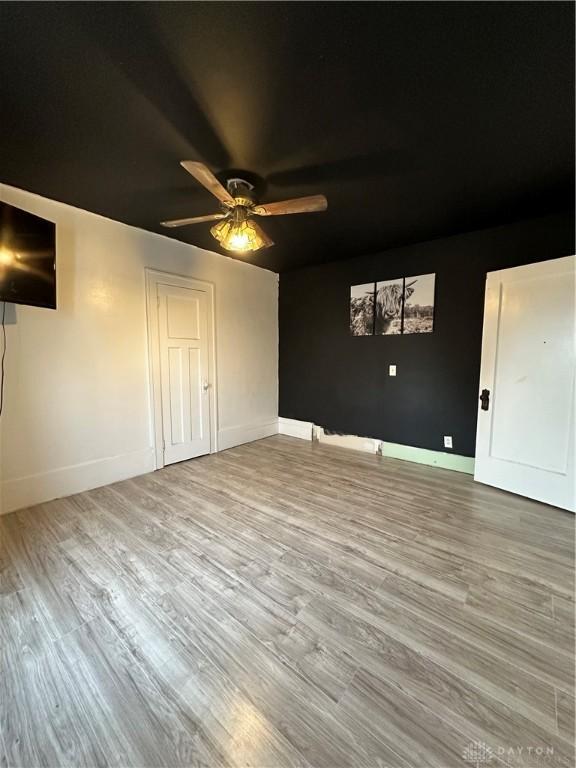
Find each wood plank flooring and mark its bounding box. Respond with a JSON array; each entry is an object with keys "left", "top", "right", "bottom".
[{"left": 1, "top": 435, "right": 574, "bottom": 768}]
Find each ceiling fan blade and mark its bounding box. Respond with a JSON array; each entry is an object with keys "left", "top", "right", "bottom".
[
  {"left": 252, "top": 220, "right": 274, "bottom": 248},
  {"left": 160, "top": 213, "right": 226, "bottom": 228},
  {"left": 253, "top": 194, "right": 327, "bottom": 216},
  {"left": 180, "top": 161, "right": 235, "bottom": 206}
]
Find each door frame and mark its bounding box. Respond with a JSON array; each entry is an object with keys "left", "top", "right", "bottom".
[{"left": 145, "top": 268, "right": 218, "bottom": 470}]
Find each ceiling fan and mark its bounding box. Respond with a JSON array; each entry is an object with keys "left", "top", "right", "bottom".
[{"left": 160, "top": 161, "right": 327, "bottom": 254}]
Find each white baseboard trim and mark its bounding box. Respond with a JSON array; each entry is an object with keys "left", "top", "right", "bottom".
[
  {"left": 1, "top": 447, "right": 156, "bottom": 515},
  {"left": 278, "top": 417, "right": 313, "bottom": 440},
  {"left": 218, "top": 420, "right": 279, "bottom": 451},
  {"left": 281, "top": 418, "right": 474, "bottom": 474}
]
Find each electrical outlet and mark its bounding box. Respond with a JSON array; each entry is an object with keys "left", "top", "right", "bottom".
[
  {"left": 389, "top": 364, "right": 397, "bottom": 376},
  {"left": 444, "top": 436, "right": 453, "bottom": 449}
]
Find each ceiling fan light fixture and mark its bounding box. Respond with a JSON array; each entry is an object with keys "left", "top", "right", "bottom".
[
  {"left": 160, "top": 162, "right": 326, "bottom": 253},
  {"left": 210, "top": 214, "right": 267, "bottom": 253}
]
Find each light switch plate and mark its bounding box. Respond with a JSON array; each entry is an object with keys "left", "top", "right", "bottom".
[
  {"left": 389, "top": 365, "right": 397, "bottom": 376},
  {"left": 444, "top": 436, "right": 453, "bottom": 449}
]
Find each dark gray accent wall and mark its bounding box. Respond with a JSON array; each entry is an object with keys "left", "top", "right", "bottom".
[{"left": 279, "top": 212, "right": 575, "bottom": 457}]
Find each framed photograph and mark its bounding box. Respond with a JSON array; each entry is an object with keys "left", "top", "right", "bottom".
[
  {"left": 350, "top": 283, "right": 375, "bottom": 335},
  {"left": 375, "top": 278, "right": 404, "bottom": 335},
  {"left": 403, "top": 273, "right": 435, "bottom": 334}
]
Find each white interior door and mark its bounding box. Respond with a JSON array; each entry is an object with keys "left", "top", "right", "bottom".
[
  {"left": 157, "top": 283, "right": 212, "bottom": 465},
  {"left": 474, "top": 255, "right": 575, "bottom": 512}
]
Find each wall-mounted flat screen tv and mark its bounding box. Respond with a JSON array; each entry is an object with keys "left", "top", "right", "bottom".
[{"left": 0, "top": 203, "right": 56, "bottom": 309}]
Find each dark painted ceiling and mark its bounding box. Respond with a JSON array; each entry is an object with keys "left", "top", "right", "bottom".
[{"left": 1, "top": 2, "right": 574, "bottom": 272}]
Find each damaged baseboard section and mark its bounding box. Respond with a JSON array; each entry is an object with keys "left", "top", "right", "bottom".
[
  {"left": 278, "top": 417, "right": 474, "bottom": 475},
  {"left": 315, "top": 426, "right": 380, "bottom": 455}
]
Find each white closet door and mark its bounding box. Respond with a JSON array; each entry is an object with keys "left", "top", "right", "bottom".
[{"left": 157, "top": 283, "right": 211, "bottom": 465}]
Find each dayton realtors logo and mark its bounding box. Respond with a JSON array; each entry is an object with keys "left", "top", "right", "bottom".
[
  {"left": 463, "top": 741, "right": 554, "bottom": 766},
  {"left": 462, "top": 741, "right": 494, "bottom": 766}
]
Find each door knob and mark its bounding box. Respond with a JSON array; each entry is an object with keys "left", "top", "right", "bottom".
[
  {"left": 479, "top": 389, "right": 490, "bottom": 411},
  {"left": 202, "top": 381, "right": 211, "bottom": 392}
]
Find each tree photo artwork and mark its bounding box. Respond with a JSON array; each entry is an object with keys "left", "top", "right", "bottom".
[
  {"left": 350, "top": 274, "right": 435, "bottom": 336},
  {"left": 350, "top": 283, "right": 375, "bottom": 336}
]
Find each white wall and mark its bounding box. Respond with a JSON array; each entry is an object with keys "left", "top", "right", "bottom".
[{"left": 0, "top": 184, "right": 278, "bottom": 513}]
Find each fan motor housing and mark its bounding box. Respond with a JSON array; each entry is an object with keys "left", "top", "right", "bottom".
[{"left": 226, "top": 177, "right": 256, "bottom": 207}]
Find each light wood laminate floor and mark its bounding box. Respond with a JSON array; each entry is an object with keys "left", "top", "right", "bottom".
[{"left": 1, "top": 436, "right": 574, "bottom": 768}]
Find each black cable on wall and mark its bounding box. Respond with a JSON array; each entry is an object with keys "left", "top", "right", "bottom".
[{"left": 0, "top": 302, "right": 6, "bottom": 418}]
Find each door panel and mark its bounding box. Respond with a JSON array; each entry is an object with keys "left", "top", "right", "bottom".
[
  {"left": 490, "top": 273, "right": 573, "bottom": 473},
  {"left": 475, "top": 255, "right": 575, "bottom": 511},
  {"left": 188, "top": 347, "right": 203, "bottom": 441},
  {"left": 168, "top": 346, "right": 186, "bottom": 444},
  {"left": 158, "top": 283, "right": 211, "bottom": 465},
  {"left": 167, "top": 294, "right": 200, "bottom": 339}
]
